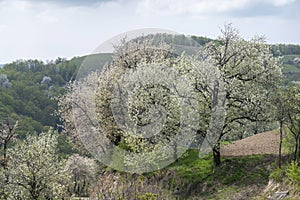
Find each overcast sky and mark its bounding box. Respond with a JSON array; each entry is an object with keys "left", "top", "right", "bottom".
[{"left": 0, "top": 0, "right": 299, "bottom": 63}]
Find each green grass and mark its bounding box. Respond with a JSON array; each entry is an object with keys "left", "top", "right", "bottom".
[
  {"left": 282, "top": 64, "right": 300, "bottom": 73},
  {"left": 167, "top": 150, "right": 271, "bottom": 186},
  {"left": 99, "top": 149, "right": 278, "bottom": 199},
  {"left": 167, "top": 149, "right": 214, "bottom": 184},
  {"left": 154, "top": 150, "right": 276, "bottom": 199},
  {"left": 280, "top": 54, "right": 300, "bottom": 81},
  {"left": 220, "top": 140, "right": 232, "bottom": 145},
  {"left": 214, "top": 155, "right": 271, "bottom": 185}
]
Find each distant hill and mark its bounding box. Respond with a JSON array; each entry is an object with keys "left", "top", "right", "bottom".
[
  {"left": 270, "top": 44, "right": 300, "bottom": 82},
  {"left": 56, "top": 34, "right": 300, "bottom": 83},
  {"left": 65, "top": 53, "right": 113, "bottom": 79}
]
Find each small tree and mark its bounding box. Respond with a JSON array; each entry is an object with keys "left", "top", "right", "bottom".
[
  {"left": 0, "top": 120, "right": 18, "bottom": 170},
  {"left": 57, "top": 75, "right": 98, "bottom": 156},
  {"left": 65, "top": 154, "right": 97, "bottom": 197},
  {"left": 0, "top": 120, "right": 18, "bottom": 200},
  {"left": 272, "top": 86, "right": 287, "bottom": 168},
  {"left": 282, "top": 85, "right": 300, "bottom": 161},
  {"left": 7, "top": 131, "right": 69, "bottom": 200}
]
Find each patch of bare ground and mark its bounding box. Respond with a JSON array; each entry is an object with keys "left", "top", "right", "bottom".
[{"left": 221, "top": 131, "right": 280, "bottom": 157}]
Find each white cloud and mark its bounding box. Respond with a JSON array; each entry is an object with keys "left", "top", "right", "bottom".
[
  {"left": 136, "top": 0, "right": 296, "bottom": 16},
  {"left": 0, "top": 0, "right": 299, "bottom": 63},
  {"left": 4, "top": 0, "right": 32, "bottom": 11},
  {"left": 272, "top": 0, "right": 296, "bottom": 6},
  {"left": 136, "top": 0, "right": 246, "bottom": 16},
  {"left": 0, "top": 0, "right": 136, "bottom": 63}
]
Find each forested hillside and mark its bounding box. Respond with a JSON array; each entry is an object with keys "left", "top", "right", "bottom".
[
  {"left": 0, "top": 59, "right": 75, "bottom": 135},
  {"left": 270, "top": 44, "right": 300, "bottom": 82}
]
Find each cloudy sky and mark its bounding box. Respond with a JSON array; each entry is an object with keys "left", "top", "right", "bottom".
[{"left": 0, "top": 0, "right": 299, "bottom": 63}]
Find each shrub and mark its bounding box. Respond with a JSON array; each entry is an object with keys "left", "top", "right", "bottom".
[
  {"left": 286, "top": 161, "right": 300, "bottom": 191},
  {"left": 270, "top": 167, "right": 286, "bottom": 182}
]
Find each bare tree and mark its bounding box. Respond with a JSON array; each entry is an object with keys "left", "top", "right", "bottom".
[{"left": 0, "top": 120, "right": 18, "bottom": 170}]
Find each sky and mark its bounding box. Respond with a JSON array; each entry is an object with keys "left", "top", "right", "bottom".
[{"left": 0, "top": 0, "right": 299, "bottom": 64}]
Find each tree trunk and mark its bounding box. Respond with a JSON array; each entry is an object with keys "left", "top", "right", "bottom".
[
  {"left": 294, "top": 137, "right": 298, "bottom": 161},
  {"left": 278, "top": 122, "right": 283, "bottom": 168},
  {"left": 3, "top": 142, "right": 7, "bottom": 170},
  {"left": 254, "top": 121, "right": 258, "bottom": 135},
  {"left": 3, "top": 142, "right": 9, "bottom": 185},
  {"left": 238, "top": 132, "right": 244, "bottom": 140},
  {"left": 210, "top": 79, "right": 224, "bottom": 170},
  {"left": 73, "top": 176, "right": 77, "bottom": 196},
  {"left": 297, "top": 135, "right": 300, "bottom": 161},
  {"left": 213, "top": 142, "right": 221, "bottom": 169}
]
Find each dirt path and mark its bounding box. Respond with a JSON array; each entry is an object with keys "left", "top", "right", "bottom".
[{"left": 221, "top": 131, "right": 280, "bottom": 157}]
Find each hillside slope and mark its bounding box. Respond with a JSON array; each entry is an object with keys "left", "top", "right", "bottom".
[{"left": 221, "top": 131, "right": 280, "bottom": 156}]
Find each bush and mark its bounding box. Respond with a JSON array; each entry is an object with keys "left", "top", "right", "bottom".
[
  {"left": 270, "top": 167, "right": 286, "bottom": 182},
  {"left": 90, "top": 172, "right": 172, "bottom": 199},
  {"left": 286, "top": 161, "right": 300, "bottom": 191}
]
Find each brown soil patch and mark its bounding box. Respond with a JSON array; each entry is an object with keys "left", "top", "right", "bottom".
[{"left": 221, "top": 131, "right": 280, "bottom": 156}]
